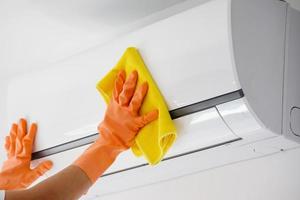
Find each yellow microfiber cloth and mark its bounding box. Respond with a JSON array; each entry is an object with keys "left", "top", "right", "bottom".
[{"left": 96, "top": 47, "right": 177, "bottom": 165}]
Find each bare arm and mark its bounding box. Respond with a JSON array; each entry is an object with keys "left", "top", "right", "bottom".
[{"left": 5, "top": 165, "right": 91, "bottom": 200}]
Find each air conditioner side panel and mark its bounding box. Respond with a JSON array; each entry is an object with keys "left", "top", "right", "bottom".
[
  {"left": 283, "top": 6, "right": 300, "bottom": 142},
  {"left": 231, "top": 0, "right": 287, "bottom": 134}
]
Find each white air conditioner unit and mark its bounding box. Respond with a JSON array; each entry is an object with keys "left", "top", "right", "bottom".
[{"left": 1, "top": 0, "right": 299, "bottom": 198}]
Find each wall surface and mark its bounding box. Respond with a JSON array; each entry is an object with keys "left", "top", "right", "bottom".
[{"left": 0, "top": 0, "right": 187, "bottom": 78}]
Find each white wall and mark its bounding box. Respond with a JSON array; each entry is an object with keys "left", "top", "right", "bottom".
[
  {"left": 0, "top": 0, "right": 186, "bottom": 78},
  {"left": 97, "top": 148, "right": 300, "bottom": 200},
  {"left": 0, "top": 79, "right": 8, "bottom": 155}
]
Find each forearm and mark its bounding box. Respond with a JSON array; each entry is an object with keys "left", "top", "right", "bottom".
[
  {"left": 2, "top": 70, "right": 157, "bottom": 199},
  {"left": 5, "top": 165, "right": 92, "bottom": 200},
  {"left": 4, "top": 138, "right": 121, "bottom": 200}
]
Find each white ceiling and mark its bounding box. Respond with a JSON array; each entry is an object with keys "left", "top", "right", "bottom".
[{"left": 0, "top": 0, "right": 299, "bottom": 79}]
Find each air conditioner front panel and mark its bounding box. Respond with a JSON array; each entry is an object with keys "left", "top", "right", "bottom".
[
  {"left": 30, "top": 106, "right": 241, "bottom": 197},
  {"left": 5, "top": 0, "right": 240, "bottom": 152},
  {"left": 39, "top": 107, "right": 239, "bottom": 178}
]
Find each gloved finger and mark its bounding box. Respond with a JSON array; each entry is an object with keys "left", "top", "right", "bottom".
[
  {"left": 18, "top": 118, "right": 27, "bottom": 140},
  {"left": 113, "top": 70, "right": 126, "bottom": 102},
  {"left": 129, "top": 82, "right": 148, "bottom": 114},
  {"left": 22, "top": 123, "right": 37, "bottom": 158},
  {"left": 4, "top": 136, "right": 11, "bottom": 158},
  {"left": 4, "top": 136, "right": 10, "bottom": 151},
  {"left": 9, "top": 123, "right": 18, "bottom": 156},
  {"left": 136, "top": 109, "right": 159, "bottom": 128},
  {"left": 26, "top": 161, "right": 53, "bottom": 186},
  {"left": 16, "top": 137, "right": 23, "bottom": 155},
  {"left": 29, "top": 160, "right": 53, "bottom": 181},
  {"left": 119, "top": 70, "right": 138, "bottom": 106},
  {"left": 24, "top": 123, "right": 37, "bottom": 144},
  {"left": 16, "top": 119, "right": 28, "bottom": 155}
]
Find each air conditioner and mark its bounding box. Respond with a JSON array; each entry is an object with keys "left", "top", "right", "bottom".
[{"left": 1, "top": 0, "right": 299, "bottom": 198}]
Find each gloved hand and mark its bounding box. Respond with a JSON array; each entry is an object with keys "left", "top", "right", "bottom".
[
  {"left": 0, "top": 119, "right": 53, "bottom": 190},
  {"left": 74, "top": 70, "right": 158, "bottom": 183}
]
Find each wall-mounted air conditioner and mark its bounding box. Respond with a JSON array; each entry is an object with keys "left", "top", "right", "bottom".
[{"left": 1, "top": 0, "right": 299, "bottom": 198}]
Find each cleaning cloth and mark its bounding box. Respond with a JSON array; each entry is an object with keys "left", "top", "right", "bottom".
[{"left": 96, "top": 47, "right": 176, "bottom": 165}]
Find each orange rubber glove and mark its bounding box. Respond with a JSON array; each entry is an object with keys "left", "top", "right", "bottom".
[
  {"left": 74, "top": 70, "right": 158, "bottom": 183},
  {"left": 0, "top": 119, "right": 53, "bottom": 190}
]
